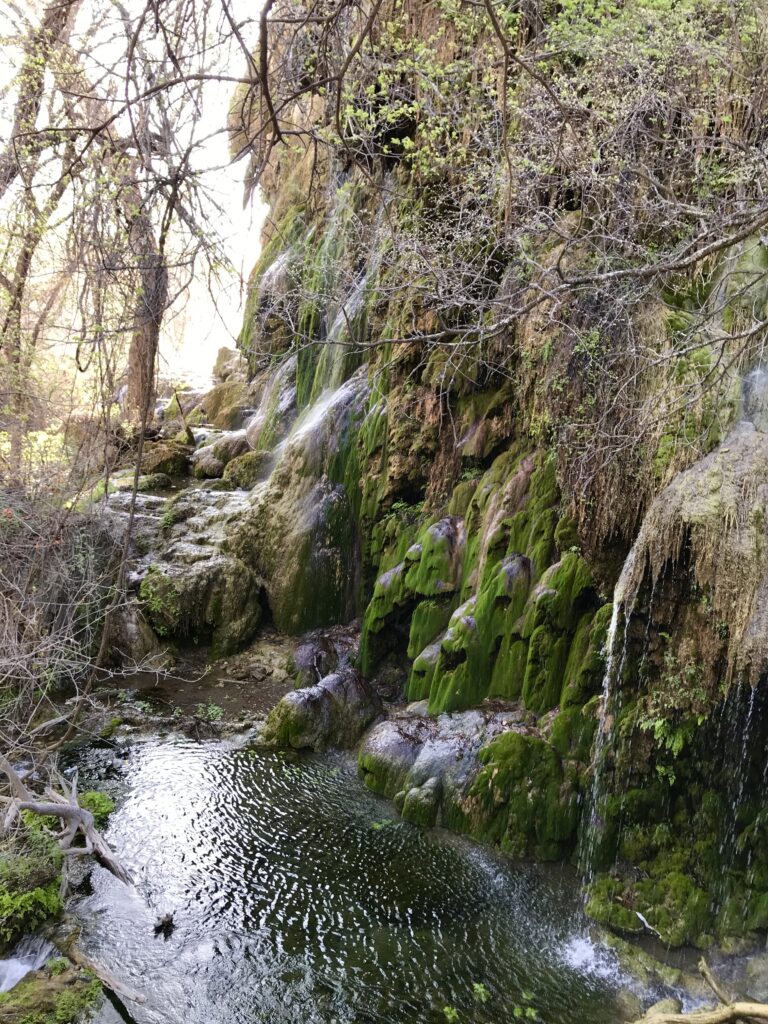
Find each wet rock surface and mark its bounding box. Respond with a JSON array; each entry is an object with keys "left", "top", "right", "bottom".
[{"left": 261, "top": 666, "right": 382, "bottom": 751}]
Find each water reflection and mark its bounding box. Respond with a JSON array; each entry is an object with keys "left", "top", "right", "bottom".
[{"left": 71, "top": 738, "right": 634, "bottom": 1024}]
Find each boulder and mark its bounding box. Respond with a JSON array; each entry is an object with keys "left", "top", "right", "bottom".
[
  {"left": 222, "top": 450, "right": 273, "bottom": 489},
  {"left": 260, "top": 667, "right": 382, "bottom": 751},
  {"left": 191, "top": 445, "right": 225, "bottom": 479},
  {"left": 140, "top": 441, "right": 189, "bottom": 477}
]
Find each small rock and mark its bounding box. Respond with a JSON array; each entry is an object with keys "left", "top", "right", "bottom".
[{"left": 643, "top": 998, "right": 682, "bottom": 1018}]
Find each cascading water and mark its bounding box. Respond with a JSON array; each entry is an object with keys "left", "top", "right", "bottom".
[
  {"left": 579, "top": 545, "right": 639, "bottom": 879},
  {"left": 579, "top": 358, "right": 768, "bottom": 927},
  {"left": 0, "top": 936, "right": 54, "bottom": 993}
]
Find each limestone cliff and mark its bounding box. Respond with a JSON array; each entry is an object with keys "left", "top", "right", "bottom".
[{"left": 131, "top": 0, "right": 768, "bottom": 951}]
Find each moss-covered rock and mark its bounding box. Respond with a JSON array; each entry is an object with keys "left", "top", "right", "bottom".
[
  {"left": 140, "top": 441, "right": 190, "bottom": 477},
  {"left": 222, "top": 450, "right": 273, "bottom": 489},
  {"left": 231, "top": 369, "right": 368, "bottom": 633},
  {"left": 191, "top": 446, "right": 225, "bottom": 480},
  {"left": 200, "top": 379, "right": 251, "bottom": 430},
  {"left": 0, "top": 962, "right": 101, "bottom": 1024},
  {"left": 261, "top": 668, "right": 381, "bottom": 751},
  {"left": 110, "top": 472, "right": 173, "bottom": 493},
  {"left": 467, "top": 732, "right": 578, "bottom": 859},
  {"left": 138, "top": 556, "right": 262, "bottom": 656}
]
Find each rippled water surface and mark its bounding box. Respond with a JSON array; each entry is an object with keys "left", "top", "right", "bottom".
[{"left": 70, "top": 736, "right": 633, "bottom": 1024}]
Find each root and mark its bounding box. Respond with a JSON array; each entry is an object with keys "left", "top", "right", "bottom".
[
  {"left": 634, "top": 959, "right": 768, "bottom": 1023},
  {"left": 0, "top": 754, "right": 131, "bottom": 885}
]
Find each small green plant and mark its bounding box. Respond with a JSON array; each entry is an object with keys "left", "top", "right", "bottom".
[
  {"left": 511, "top": 991, "right": 540, "bottom": 1021},
  {"left": 79, "top": 791, "right": 115, "bottom": 829},
  {"left": 636, "top": 651, "right": 709, "bottom": 768},
  {"left": 138, "top": 567, "right": 181, "bottom": 638},
  {"left": 47, "top": 957, "right": 69, "bottom": 976},
  {"left": 195, "top": 701, "right": 224, "bottom": 723},
  {"left": 443, "top": 1007, "right": 459, "bottom": 1022},
  {"left": 472, "top": 981, "right": 490, "bottom": 1003},
  {"left": 384, "top": 499, "right": 424, "bottom": 525},
  {"left": 370, "top": 819, "right": 394, "bottom": 830}
]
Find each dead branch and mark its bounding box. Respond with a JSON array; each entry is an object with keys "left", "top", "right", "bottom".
[
  {"left": 635, "top": 1004, "right": 768, "bottom": 1023},
  {"left": 68, "top": 945, "right": 145, "bottom": 1004},
  {"left": 0, "top": 755, "right": 132, "bottom": 886},
  {"left": 699, "top": 958, "right": 732, "bottom": 1007},
  {"left": 633, "top": 960, "right": 767, "bottom": 1023}
]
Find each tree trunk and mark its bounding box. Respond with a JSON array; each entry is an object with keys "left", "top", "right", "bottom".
[{"left": 125, "top": 202, "right": 167, "bottom": 424}]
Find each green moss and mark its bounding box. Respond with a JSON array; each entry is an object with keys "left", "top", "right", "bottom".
[
  {"left": 400, "top": 779, "right": 440, "bottom": 827},
  {"left": 238, "top": 204, "right": 306, "bottom": 365},
  {"left": 487, "top": 635, "right": 528, "bottom": 700},
  {"left": 138, "top": 567, "right": 182, "bottom": 638},
  {"left": 360, "top": 444, "right": 602, "bottom": 715},
  {"left": 141, "top": 442, "right": 189, "bottom": 477},
  {"left": 468, "top": 732, "right": 577, "bottom": 860},
  {"left": 521, "top": 626, "right": 569, "bottom": 714},
  {"left": 403, "top": 519, "right": 462, "bottom": 597},
  {"left": 406, "top": 600, "right": 454, "bottom": 659},
  {"left": 0, "top": 880, "right": 61, "bottom": 949},
  {"left": 222, "top": 450, "right": 272, "bottom": 489},
  {"left": 560, "top": 604, "right": 612, "bottom": 708},
  {"left": 427, "top": 553, "right": 534, "bottom": 713},
  {"left": 549, "top": 706, "right": 596, "bottom": 762},
  {"left": 358, "top": 748, "right": 410, "bottom": 799},
  {"left": 99, "top": 716, "right": 121, "bottom": 739},
  {"left": 425, "top": 599, "right": 488, "bottom": 714},
  {"left": 554, "top": 514, "right": 579, "bottom": 553},
  {"left": 201, "top": 380, "right": 249, "bottom": 430},
  {"left": 584, "top": 877, "right": 645, "bottom": 936},
  {"left": 0, "top": 963, "right": 101, "bottom": 1024},
  {"left": 78, "top": 792, "right": 114, "bottom": 830},
  {"left": 0, "top": 832, "right": 63, "bottom": 952},
  {"left": 406, "top": 639, "right": 443, "bottom": 700}
]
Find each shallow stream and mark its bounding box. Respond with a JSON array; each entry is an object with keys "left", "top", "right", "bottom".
[{"left": 68, "top": 735, "right": 639, "bottom": 1024}]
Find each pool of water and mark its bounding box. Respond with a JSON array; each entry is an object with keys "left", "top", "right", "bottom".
[{"left": 69, "top": 736, "right": 638, "bottom": 1024}]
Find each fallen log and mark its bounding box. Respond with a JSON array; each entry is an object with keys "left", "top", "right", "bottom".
[{"left": 68, "top": 946, "right": 145, "bottom": 1005}]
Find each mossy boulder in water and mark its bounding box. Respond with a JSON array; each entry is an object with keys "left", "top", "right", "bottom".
[
  {"left": 261, "top": 668, "right": 381, "bottom": 751},
  {"left": 358, "top": 706, "right": 579, "bottom": 856},
  {"left": 466, "top": 732, "right": 579, "bottom": 859}
]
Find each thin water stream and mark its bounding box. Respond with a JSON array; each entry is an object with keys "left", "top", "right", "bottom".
[{"left": 67, "top": 735, "right": 639, "bottom": 1024}]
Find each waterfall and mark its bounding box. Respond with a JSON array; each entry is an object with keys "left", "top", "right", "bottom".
[
  {"left": 579, "top": 543, "right": 639, "bottom": 879},
  {"left": 0, "top": 935, "right": 54, "bottom": 993}
]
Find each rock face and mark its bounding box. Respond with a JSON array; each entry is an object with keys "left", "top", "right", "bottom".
[
  {"left": 231, "top": 368, "right": 369, "bottom": 632},
  {"left": 358, "top": 704, "right": 580, "bottom": 858},
  {"left": 93, "top": 37, "right": 768, "bottom": 959},
  {"left": 261, "top": 667, "right": 381, "bottom": 751},
  {"left": 102, "top": 484, "right": 264, "bottom": 659}
]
